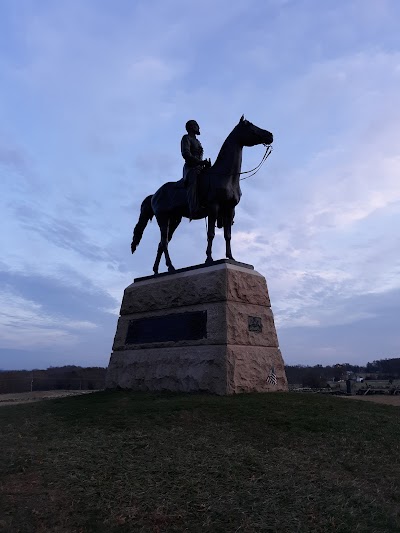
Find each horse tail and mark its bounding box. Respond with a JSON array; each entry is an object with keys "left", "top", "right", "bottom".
[{"left": 131, "top": 195, "right": 154, "bottom": 253}]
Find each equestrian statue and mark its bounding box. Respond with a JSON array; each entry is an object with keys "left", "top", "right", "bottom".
[{"left": 131, "top": 115, "right": 273, "bottom": 274}]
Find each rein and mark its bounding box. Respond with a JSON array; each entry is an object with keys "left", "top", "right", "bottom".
[{"left": 239, "top": 144, "right": 273, "bottom": 180}]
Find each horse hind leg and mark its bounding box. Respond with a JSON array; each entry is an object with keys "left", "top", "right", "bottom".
[
  {"left": 168, "top": 216, "right": 181, "bottom": 245},
  {"left": 153, "top": 242, "right": 163, "bottom": 275},
  {"left": 163, "top": 216, "right": 182, "bottom": 272},
  {"left": 153, "top": 215, "right": 165, "bottom": 274},
  {"left": 158, "top": 216, "right": 176, "bottom": 273},
  {"left": 153, "top": 216, "right": 181, "bottom": 275}
]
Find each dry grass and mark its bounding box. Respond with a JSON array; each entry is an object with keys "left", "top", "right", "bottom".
[
  {"left": 1, "top": 391, "right": 400, "bottom": 532},
  {"left": 0, "top": 390, "right": 97, "bottom": 407},
  {"left": 342, "top": 395, "right": 400, "bottom": 406}
]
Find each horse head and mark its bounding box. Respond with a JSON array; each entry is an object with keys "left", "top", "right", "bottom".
[{"left": 236, "top": 115, "right": 273, "bottom": 147}]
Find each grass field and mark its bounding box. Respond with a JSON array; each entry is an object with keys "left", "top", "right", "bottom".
[{"left": 1, "top": 391, "right": 400, "bottom": 532}]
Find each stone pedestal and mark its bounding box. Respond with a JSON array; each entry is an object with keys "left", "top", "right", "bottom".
[{"left": 106, "top": 260, "right": 288, "bottom": 394}]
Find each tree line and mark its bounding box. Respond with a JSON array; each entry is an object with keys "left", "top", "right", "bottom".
[{"left": 0, "top": 366, "right": 107, "bottom": 394}]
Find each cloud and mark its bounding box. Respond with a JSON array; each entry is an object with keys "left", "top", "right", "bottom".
[
  {"left": 128, "top": 57, "right": 181, "bottom": 84},
  {"left": 0, "top": 288, "right": 96, "bottom": 350},
  {"left": 0, "top": 270, "right": 119, "bottom": 369},
  {"left": 0, "top": 269, "right": 118, "bottom": 319},
  {"left": 228, "top": 50, "right": 400, "bottom": 340},
  {"left": 13, "top": 204, "right": 113, "bottom": 262},
  {"left": 0, "top": 138, "right": 41, "bottom": 195},
  {"left": 280, "top": 287, "right": 400, "bottom": 365},
  {"left": 1, "top": 0, "right": 400, "bottom": 368},
  {"left": 0, "top": 144, "right": 28, "bottom": 174}
]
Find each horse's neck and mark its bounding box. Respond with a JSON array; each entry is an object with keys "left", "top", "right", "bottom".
[{"left": 212, "top": 132, "right": 243, "bottom": 180}]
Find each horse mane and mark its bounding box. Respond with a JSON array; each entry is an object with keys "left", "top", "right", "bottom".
[{"left": 212, "top": 123, "right": 240, "bottom": 167}]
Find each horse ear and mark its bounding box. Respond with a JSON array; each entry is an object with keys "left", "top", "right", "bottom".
[{"left": 240, "top": 115, "right": 245, "bottom": 122}]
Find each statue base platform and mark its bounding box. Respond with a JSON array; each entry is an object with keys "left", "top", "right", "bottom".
[{"left": 106, "top": 260, "right": 288, "bottom": 395}]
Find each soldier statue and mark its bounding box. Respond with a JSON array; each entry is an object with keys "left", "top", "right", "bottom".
[{"left": 181, "top": 120, "right": 211, "bottom": 219}]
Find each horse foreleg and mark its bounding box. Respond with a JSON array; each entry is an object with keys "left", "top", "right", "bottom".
[
  {"left": 224, "top": 209, "right": 235, "bottom": 261},
  {"left": 205, "top": 205, "right": 218, "bottom": 264}
]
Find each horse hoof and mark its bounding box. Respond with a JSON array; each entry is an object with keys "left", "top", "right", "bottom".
[
  {"left": 168, "top": 266, "right": 176, "bottom": 273},
  {"left": 205, "top": 257, "right": 214, "bottom": 265}
]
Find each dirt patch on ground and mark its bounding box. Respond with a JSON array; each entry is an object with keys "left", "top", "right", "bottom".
[
  {"left": 0, "top": 390, "right": 98, "bottom": 406},
  {"left": 342, "top": 395, "right": 400, "bottom": 406}
]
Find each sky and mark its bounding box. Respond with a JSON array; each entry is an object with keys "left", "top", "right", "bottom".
[{"left": 1, "top": 0, "right": 400, "bottom": 370}]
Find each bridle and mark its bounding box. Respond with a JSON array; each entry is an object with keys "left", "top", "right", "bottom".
[{"left": 239, "top": 144, "right": 273, "bottom": 181}]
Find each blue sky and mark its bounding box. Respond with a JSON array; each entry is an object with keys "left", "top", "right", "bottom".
[{"left": 1, "top": 0, "right": 400, "bottom": 370}]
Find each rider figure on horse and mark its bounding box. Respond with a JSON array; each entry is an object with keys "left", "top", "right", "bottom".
[{"left": 181, "top": 120, "right": 210, "bottom": 219}]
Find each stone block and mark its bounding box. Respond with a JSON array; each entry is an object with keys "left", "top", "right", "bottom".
[
  {"left": 106, "top": 346, "right": 227, "bottom": 395},
  {"left": 226, "top": 268, "right": 270, "bottom": 306},
  {"left": 226, "top": 302, "right": 278, "bottom": 347},
  {"left": 226, "top": 346, "right": 287, "bottom": 393}
]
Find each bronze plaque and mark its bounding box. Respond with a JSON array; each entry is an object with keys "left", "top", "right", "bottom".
[
  {"left": 126, "top": 311, "right": 207, "bottom": 344},
  {"left": 248, "top": 316, "right": 262, "bottom": 333}
]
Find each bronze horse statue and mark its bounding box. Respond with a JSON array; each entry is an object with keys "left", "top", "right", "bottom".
[{"left": 131, "top": 116, "right": 273, "bottom": 274}]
